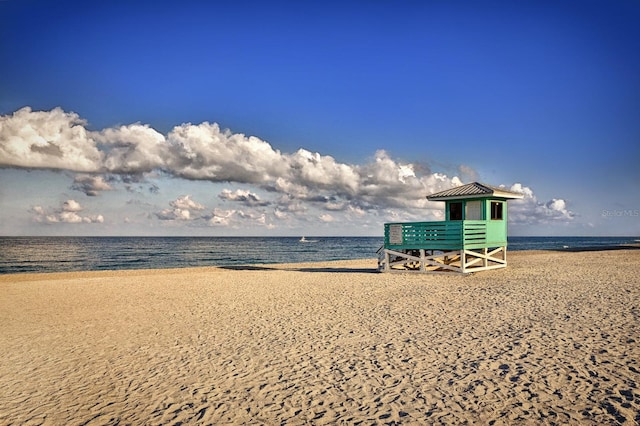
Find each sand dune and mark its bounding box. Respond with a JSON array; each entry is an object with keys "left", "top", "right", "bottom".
[{"left": 1, "top": 250, "right": 639, "bottom": 424}]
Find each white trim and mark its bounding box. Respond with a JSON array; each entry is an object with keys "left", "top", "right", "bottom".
[{"left": 379, "top": 246, "right": 509, "bottom": 274}]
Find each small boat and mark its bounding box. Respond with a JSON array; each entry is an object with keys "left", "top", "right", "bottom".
[{"left": 299, "top": 236, "right": 318, "bottom": 243}]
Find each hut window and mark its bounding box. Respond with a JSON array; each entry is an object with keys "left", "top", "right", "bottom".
[
  {"left": 491, "top": 202, "right": 503, "bottom": 220},
  {"left": 465, "top": 200, "right": 482, "bottom": 220},
  {"left": 450, "top": 202, "right": 463, "bottom": 220}
]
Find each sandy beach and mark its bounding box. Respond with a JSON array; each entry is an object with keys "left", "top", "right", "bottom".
[{"left": 1, "top": 249, "right": 639, "bottom": 425}]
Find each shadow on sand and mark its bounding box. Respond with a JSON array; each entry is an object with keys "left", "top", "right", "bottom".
[
  {"left": 293, "top": 267, "right": 378, "bottom": 273},
  {"left": 220, "top": 245, "right": 640, "bottom": 272},
  {"left": 220, "top": 265, "right": 279, "bottom": 271},
  {"left": 219, "top": 265, "right": 378, "bottom": 273}
]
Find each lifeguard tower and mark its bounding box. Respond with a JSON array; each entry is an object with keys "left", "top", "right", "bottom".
[{"left": 378, "top": 182, "right": 523, "bottom": 273}]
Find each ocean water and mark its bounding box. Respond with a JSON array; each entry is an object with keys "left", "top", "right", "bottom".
[
  {"left": 0, "top": 237, "right": 382, "bottom": 274},
  {"left": 0, "top": 236, "right": 637, "bottom": 274},
  {"left": 507, "top": 236, "right": 640, "bottom": 251}
]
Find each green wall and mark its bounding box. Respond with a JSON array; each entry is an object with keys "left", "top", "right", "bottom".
[{"left": 444, "top": 198, "right": 509, "bottom": 246}]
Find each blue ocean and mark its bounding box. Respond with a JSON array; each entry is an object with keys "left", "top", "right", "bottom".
[{"left": 0, "top": 236, "right": 638, "bottom": 274}]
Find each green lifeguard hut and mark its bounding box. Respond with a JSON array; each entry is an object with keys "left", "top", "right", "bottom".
[{"left": 378, "top": 182, "right": 523, "bottom": 273}]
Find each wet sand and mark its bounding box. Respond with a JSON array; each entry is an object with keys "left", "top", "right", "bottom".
[{"left": 1, "top": 250, "right": 639, "bottom": 424}]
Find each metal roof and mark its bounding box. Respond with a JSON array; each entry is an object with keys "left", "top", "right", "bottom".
[{"left": 427, "top": 182, "right": 524, "bottom": 201}]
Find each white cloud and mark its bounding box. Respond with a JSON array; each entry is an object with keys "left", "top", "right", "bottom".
[
  {"left": 156, "top": 208, "right": 191, "bottom": 221},
  {"left": 268, "top": 177, "right": 310, "bottom": 199},
  {"left": 166, "top": 122, "right": 287, "bottom": 183},
  {"left": 71, "top": 174, "right": 114, "bottom": 196},
  {"left": 218, "top": 188, "right": 270, "bottom": 206},
  {"left": 31, "top": 205, "right": 45, "bottom": 216},
  {"left": 0, "top": 107, "right": 103, "bottom": 172},
  {"left": 286, "top": 148, "right": 360, "bottom": 194},
  {"left": 156, "top": 195, "right": 205, "bottom": 221},
  {"left": 347, "top": 205, "right": 366, "bottom": 217},
  {"left": 207, "top": 207, "right": 271, "bottom": 228},
  {"left": 208, "top": 208, "right": 237, "bottom": 226},
  {"left": 509, "top": 183, "right": 575, "bottom": 224},
  {"left": 84, "top": 214, "right": 104, "bottom": 224},
  {"left": 240, "top": 211, "right": 267, "bottom": 225},
  {"left": 273, "top": 208, "right": 289, "bottom": 220},
  {"left": 397, "top": 164, "right": 416, "bottom": 183},
  {"left": 62, "top": 199, "right": 83, "bottom": 212},
  {"left": 31, "top": 200, "right": 104, "bottom": 224},
  {"left": 170, "top": 195, "right": 205, "bottom": 211},
  {"left": 356, "top": 151, "right": 460, "bottom": 210},
  {"left": 97, "top": 123, "right": 168, "bottom": 174},
  {"left": 319, "top": 213, "right": 334, "bottom": 222},
  {"left": 59, "top": 211, "right": 83, "bottom": 223},
  {"left": 274, "top": 195, "right": 308, "bottom": 214}
]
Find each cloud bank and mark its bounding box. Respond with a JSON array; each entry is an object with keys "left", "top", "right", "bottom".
[
  {"left": 2, "top": 107, "right": 574, "bottom": 230},
  {"left": 0, "top": 107, "right": 461, "bottom": 209}
]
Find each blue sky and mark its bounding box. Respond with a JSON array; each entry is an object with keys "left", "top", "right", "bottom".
[{"left": 1, "top": 0, "right": 638, "bottom": 236}]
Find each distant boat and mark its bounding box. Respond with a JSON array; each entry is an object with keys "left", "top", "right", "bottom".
[{"left": 299, "top": 236, "right": 318, "bottom": 243}]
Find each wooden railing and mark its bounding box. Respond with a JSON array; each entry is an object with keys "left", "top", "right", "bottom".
[{"left": 384, "top": 220, "right": 488, "bottom": 251}]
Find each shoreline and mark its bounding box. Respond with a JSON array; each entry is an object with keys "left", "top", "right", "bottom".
[
  {"left": 1, "top": 249, "right": 639, "bottom": 424},
  {"left": 2, "top": 245, "right": 639, "bottom": 280}
]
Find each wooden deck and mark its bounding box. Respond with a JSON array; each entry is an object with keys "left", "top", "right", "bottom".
[
  {"left": 384, "top": 220, "right": 491, "bottom": 251},
  {"left": 379, "top": 221, "right": 509, "bottom": 273}
]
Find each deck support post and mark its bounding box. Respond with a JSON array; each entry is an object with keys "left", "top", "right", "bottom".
[{"left": 381, "top": 246, "right": 509, "bottom": 274}]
